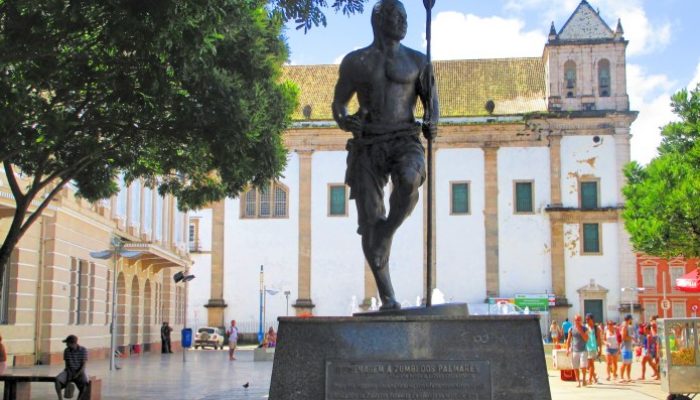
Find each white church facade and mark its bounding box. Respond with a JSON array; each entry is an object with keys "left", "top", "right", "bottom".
[{"left": 188, "top": 0, "right": 638, "bottom": 332}]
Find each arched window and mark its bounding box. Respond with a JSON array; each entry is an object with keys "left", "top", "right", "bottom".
[
  {"left": 564, "top": 60, "right": 576, "bottom": 98},
  {"left": 241, "top": 182, "right": 289, "bottom": 219},
  {"left": 598, "top": 59, "right": 611, "bottom": 97}
]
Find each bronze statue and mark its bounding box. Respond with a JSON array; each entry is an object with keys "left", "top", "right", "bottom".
[{"left": 332, "top": 0, "right": 439, "bottom": 310}]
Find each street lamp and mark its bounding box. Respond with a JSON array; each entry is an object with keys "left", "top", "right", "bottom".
[
  {"left": 621, "top": 287, "right": 645, "bottom": 317},
  {"left": 173, "top": 270, "right": 195, "bottom": 363},
  {"left": 90, "top": 237, "right": 141, "bottom": 371},
  {"left": 284, "top": 290, "right": 291, "bottom": 316},
  {"left": 258, "top": 265, "right": 264, "bottom": 344}
]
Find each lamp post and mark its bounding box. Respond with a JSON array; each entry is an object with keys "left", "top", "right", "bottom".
[
  {"left": 284, "top": 290, "right": 291, "bottom": 316},
  {"left": 258, "top": 265, "right": 264, "bottom": 344},
  {"left": 621, "top": 287, "right": 645, "bottom": 318},
  {"left": 90, "top": 237, "right": 141, "bottom": 371},
  {"left": 173, "top": 270, "right": 195, "bottom": 363}
]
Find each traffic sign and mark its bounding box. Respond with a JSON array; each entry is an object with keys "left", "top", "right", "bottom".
[
  {"left": 692, "top": 304, "right": 698, "bottom": 312},
  {"left": 661, "top": 299, "right": 671, "bottom": 310}
]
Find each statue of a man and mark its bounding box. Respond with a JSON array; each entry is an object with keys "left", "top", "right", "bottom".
[{"left": 332, "top": 0, "right": 439, "bottom": 310}]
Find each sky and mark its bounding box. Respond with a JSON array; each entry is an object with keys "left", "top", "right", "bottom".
[{"left": 283, "top": 0, "right": 700, "bottom": 165}]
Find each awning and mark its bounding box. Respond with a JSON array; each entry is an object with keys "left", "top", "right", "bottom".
[
  {"left": 675, "top": 268, "right": 700, "bottom": 293},
  {"left": 122, "top": 241, "right": 191, "bottom": 272}
]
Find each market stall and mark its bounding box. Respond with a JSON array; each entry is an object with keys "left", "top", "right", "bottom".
[{"left": 658, "top": 318, "right": 700, "bottom": 399}]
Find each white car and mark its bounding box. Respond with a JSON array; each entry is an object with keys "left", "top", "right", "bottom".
[{"left": 194, "top": 327, "right": 225, "bottom": 350}]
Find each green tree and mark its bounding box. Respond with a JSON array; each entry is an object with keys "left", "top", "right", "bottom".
[
  {"left": 623, "top": 84, "right": 700, "bottom": 258},
  {"left": 0, "top": 0, "right": 367, "bottom": 284}
]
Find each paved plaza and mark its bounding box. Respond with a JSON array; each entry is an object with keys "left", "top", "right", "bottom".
[{"left": 2, "top": 346, "right": 670, "bottom": 399}]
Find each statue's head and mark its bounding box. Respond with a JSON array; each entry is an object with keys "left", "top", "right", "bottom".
[{"left": 371, "top": 0, "right": 407, "bottom": 41}]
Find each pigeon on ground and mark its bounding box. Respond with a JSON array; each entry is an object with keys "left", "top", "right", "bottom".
[{"left": 242, "top": 382, "right": 249, "bottom": 389}]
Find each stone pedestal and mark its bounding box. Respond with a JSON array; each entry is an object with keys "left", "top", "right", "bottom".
[{"left": 269, "top": 314, "right": 551, "bottom": 400}]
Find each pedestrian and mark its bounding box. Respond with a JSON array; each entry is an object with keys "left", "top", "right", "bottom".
[
  {"left": 0, "top": 334, "right": 7, "bottom": 374},
  {"left": 161, "top": 322, "right": 173, "bottom": 354},
  {"left": 585, "top": 314, "right": 601, "bottom": 384},
  {"left": 562, "top": 318, "right": 572, "bottom": 338},
  {"left": 226, "top": 320, "right": 238, "bottom": 361},
  {"left": 263, "top": 326, "right": 277, "bottom": 349},
  {"left": 619, "top": 314, "right": 635, "bottom": 382},
  {"left": 549, "top": 320, "right": 562, "bottom": 346},
  {"left": 604, "top": 320, "right": 619, "bottom": 380},
  {"left": 565, "top": 314, "right": 589, "bottom": 387},
  {"left": 54, "top": 335, "right": 89, "bottom": 400},
  {"left": 639, "top": 324, "right": 659, "bottom": 380}
]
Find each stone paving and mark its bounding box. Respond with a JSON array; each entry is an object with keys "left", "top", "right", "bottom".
[{"left": 2, "top": 346, "right": 670, "bottom": 399}]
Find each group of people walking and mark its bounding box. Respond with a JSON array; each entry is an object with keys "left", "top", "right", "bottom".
[{"left": 550, "top": 313, "right": 660, "bottom": 387}]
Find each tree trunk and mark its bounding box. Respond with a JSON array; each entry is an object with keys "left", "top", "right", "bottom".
[{"left": 0, "top": 206, "right": 26, "bottom": 305}]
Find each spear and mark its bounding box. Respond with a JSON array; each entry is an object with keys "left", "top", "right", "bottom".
[{"left": 423, "top": 0, "right": 435, "bottom": 307}]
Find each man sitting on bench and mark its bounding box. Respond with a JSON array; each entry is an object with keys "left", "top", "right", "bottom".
[{"left": 55, "top": 335, "right": 88, "bottom": 400}]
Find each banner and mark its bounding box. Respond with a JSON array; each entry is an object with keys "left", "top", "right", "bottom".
[{"left": 514, "top": 294, "right": 549, "bottom": 311}]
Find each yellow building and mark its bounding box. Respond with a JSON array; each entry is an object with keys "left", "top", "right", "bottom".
[{"left": 0, "top": 170, "right": 191, "bottom": 365}]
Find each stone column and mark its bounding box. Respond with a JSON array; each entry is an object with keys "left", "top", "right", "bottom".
[
  {"left": 548, "top": 132, "right": 569, "bottom": 319},
  {"left": 293, "top": 150, "right": 315, "bottom": 314},
  {"left": 614, "top": 128, "right": 636, "bottom": 305},
  {"left": 484, "top": 145, "right": 499, "bottom": 298},
  {"left": 550, "top": 217, "right": 568, "bottom": 322},
  {"left": 205, "top": 200, "right": 227, "bottom": 327},
  {"left": 549, "top": 133, "right": 563, "bottom": 207}
]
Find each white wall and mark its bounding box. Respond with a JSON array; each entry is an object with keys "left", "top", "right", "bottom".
[
  {"left": 310, "top": 151, "right": 364, "bottom": 315},
  {"left": 189, "top": 252, "right": 211, "bottom": 329},
  {"left": 498, "top": 147, "right": 553, "bottom": 297},
  {"left": 191, "top": 133, "right": 629, "bottom": 323},
  {"left": 560, "top": 135, "right": 617, "bottom": 208},
  {"left": 564, "top": 221, "right": 621, "bottom": 319},
  {"left": 192, "top": 208, "right": 212, "bottom": 252},
  {"left": 224, "top": 153, "right": 300, "bottom": 328},
  {"left": 435, "top": 148, "right": 486, "bottom": 303}
]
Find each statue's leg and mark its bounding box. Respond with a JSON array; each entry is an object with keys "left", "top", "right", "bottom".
[
  {"left": 351, "top": 158, "right": 399, "bottom": 309},
  {"left": 371, "top": 263, "right": 400, "bottom": 310},
  {"left": 372, "top": 141, "right": 425, "bottom": 264}
]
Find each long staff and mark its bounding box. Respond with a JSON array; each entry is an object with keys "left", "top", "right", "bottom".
[{"left": 423, "top": 0, "right": 435, "bottom": 307}]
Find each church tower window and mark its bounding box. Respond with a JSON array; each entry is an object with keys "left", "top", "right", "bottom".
[
  {"left": 564, "top": 61, "right": 577, "bottom": 98},
  {"left": 598, "top": 59, "right": 611, "bottom": 97}
]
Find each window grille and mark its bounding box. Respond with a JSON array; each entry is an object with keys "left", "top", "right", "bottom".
[
  {"left": 451, "top": 182, "right": 469, "bottom": 214},
  {"left": 515, "top": 182, "right": 533, "bottom": 213},
  {"left": 580, "top": 181, "right": 598, "bottom": 209},
  {"left": 582, "top": 223, "right": 600, "bottom": 253}
]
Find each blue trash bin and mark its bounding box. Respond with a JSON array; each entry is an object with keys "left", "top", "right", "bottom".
[{"left": 182, "top": 328, "right": 193, "bottom": 348}]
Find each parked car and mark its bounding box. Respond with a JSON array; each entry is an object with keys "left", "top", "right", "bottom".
[{"left": 194, "top": 327, "right": 225, "bottom": 349}]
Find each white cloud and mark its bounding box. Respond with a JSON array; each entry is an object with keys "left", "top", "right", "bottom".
[
  {"left": 688, "top": 60, "right": 700, "bottom": 90},
  {"left": 505, "top": 0, "right": 579, "bottom": 24},
  {"left": 597, "top": 1, "right": 671, "bottom": 56},
  {"left": 504, "top": 0, "right": 671, "bottom": 57},
  {"left": 430, "top": 12, "right": 546, "bottom": 60},
  {"left": 627, "top": 64, "right": 677, "bottom": 165}
]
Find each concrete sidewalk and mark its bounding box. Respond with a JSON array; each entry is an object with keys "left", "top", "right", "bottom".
[{"left": 2, "top": 347, "right": 669, "bottom": 399}]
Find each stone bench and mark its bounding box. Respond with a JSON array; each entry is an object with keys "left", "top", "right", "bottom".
[{"left": 0, "top": 373, "right": 101, "bottom": 400}]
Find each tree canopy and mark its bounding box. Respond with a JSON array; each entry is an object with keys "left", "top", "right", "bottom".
[
  {"left": 622, "top": 84, "right": 700, "bottom": 258},
  {"left": 0, "top": 0, "right": 368, "bottom": 274}
]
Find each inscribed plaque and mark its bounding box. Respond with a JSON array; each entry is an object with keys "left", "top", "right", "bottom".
[{"left": 325, "top": 360, "right": 491, "bottom": 400}]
